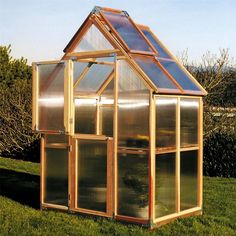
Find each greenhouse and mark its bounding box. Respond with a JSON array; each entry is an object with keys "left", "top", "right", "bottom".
[{"left": 32, "top": 6, "right": 207, "bottom": 228}]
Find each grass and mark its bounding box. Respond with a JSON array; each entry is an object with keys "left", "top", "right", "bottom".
[{"left": 0, "top": 157, "right": 235, "bottom": 235}]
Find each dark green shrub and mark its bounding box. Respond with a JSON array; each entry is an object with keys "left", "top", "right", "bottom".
[{"left": 203, "top": 131, "right": 236, "bottom": 177}]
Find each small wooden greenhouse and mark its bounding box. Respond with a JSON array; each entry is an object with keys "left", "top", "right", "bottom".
[{"left": 32, "top": 6, "right": 207, "bottom": 228}]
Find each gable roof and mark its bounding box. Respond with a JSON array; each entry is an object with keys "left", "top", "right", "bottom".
[{"left": 63, "top": 6, "right": 207, "bottom": 96}]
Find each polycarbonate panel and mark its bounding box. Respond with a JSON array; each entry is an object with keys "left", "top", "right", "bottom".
[
  {"left": 118, "top": 153, "right": 148, "bottom": 218},
  {"left": 44, "top": 148, "right": 68, "bottom": 206},
  {"left": 102, "top": 11, "right": 154, "bottom": 52},
  {"left": 101, "top": 106, "right": 113, "bottom": 136},
  {"left": 45, "top": 134, "right": 68, "bottom": 144},
  {"left": 141, "top": 28, "right": 171, "bottom": 59},
  {"left": 159, "top": 60, "right": 201, "bottom": 91},
  {"left": 75, "top": 64, "right": 113, "bottom": 93},
  {"left": 118, "top": 60, "right": 149, "bottom": 148},
  {"left": 156, "top": 97, "right": 177, "bottom": 148},
  {"left": 38, "top": 62, "right": 65, "bottom": 131},
  {"left": 180, "top": 98, "right": 199, "bottom": 147},
  {"left": 133, "top": 56, "right": 178, "bottom": 90},
  {"left": 74, "top": 98, "right": 97, "bottom": 134},
  {"left": 73, "top": 61, "right": 90, "bottom": 85},
  {"left": 100, "top": 79, "right": 114, "bottom": 105},
  {"left": 155, "top": 153, "right": 176, "bottom": 218},
  {"left": 180, "top": 150, "right": 198, "bottom": 211},
  {"left": 73, "top": 24, "right": 114, "bottom": 52},
  {"left": 77, "top": 140, "right": 107, "bottom": 212}
]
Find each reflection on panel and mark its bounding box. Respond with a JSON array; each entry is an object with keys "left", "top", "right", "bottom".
[
  {"left": 180, "top": 150, "right": 198, "bottom": 211},
  {"left": 73, "top": 24, "right": 114, "bottom": 52},
  {"left": 102, "top": 11, "right": 153, "bottom": 52},
  {"left": 180, "top": 98, "right": 199, "bottom": 147},
  {"left": 160, "top": 60, "right": 201, "bottom": 91},
  {"left": 141, "top": 28, "right": 171, "bottom": 59},
  {"left": 133, "top": 56, "right": 179, "bottom": 90},
  {"left": 74, "top": 99, "right": 97, "bottom": 134},
  {"left": 155, "top": 153, "right": 176, "bottom": 218},
  {"left": 77, "top": 140, "right": 107, "bottom": 212},
  {"left": 44, "top": 148, "right": 68, "bottom": 206},
  {"left": 38, "top": 63, "right": 65, "bottom": 131},
  {"left": 101, "top": 106, "right": 113, "bottom": 137},
  {"left": 100, "top": 79, "right": 114, "bottom": 105},
  {"left": 118, "top": 153, "right": 148, "bottom": 218},
  {"left": 156, "top": 97, "right": 177, "bottom": 148},
  {"left": 75, "top": 64, "right": 113, "bottom": 93},
  {"left": 118, "top": 60, "right": 149, "bottom": 148}
]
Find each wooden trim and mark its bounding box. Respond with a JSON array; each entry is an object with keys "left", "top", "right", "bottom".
[
  {"left": 72, "top": 134, "right": 107, "bottom": 140},
  {"left": 117, "top": 149, "right": 148, "bottom": 155},
  {"left": 129, "top": 50, "right": 155, "bottom": 56},
  {"left": 64, "top": 61, "right": 71, "bottom": 133},
  {"left": 32, "top": 63, "right": 38, "bottom": 131},
  {"left": 156, "top": 148, "right": 176, "bottom": 154},
  {"left": 77, "top": 59, "right": 114, "bottom": 65},
  {"left": 180, "top": 146, "right": 199, "bottom": 152},
  {"left": 69, "top": 60, "right": 75, "bottom": 135},
  {"left": 45, "top": 144, "right": 68, "bottom": 149},
  {"left": 41, "top": 203, "right": 68, "bottom": 211},
  {"left": 72, "top": 208, "right": 109, "bottom": 217},
  {"left": 74, "top": 139, "right": 78, "bottom": 208},
  {"left": 69, "top": 137, "right": 76, "bottom": 209},
  {"left": 67, "top": 50, "right": 119, "bottom": 59},
  {"left": 176, "top": 97, "right": 180, "bottom": 213},
  {"left": 35, "top": 60, "right": 62, "bottom": 65},
  {"left": 115, "top": 215, "right": 149, "bottom": 225},
  {"left": 40, "top": 136, "right": 45, "bottom": 206},
  {"left": 96, "top": 100, "right": 100, "bottom": 135}
]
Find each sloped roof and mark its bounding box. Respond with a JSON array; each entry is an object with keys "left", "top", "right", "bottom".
[{"left": 63, "top": 6, "right": 207, "bottom": 96}]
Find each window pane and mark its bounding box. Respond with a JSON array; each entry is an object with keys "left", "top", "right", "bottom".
[
  {"left": 102, "top": 11, "right": 153, "bottom": 52},
  {"left": 38, "top": 63, "right": 65, "bottom": 131},
  {"left": 74, "top": 98, "right": 97, "bottom": 134},
  {"left": 118, "top": 60, "right": 149, "bottom": 148},
  {"left": 44, "top": 148, "right": 68, "bottom": 206},
  {"left": 77, "top": 140, "right": 107, "bottom": 212},
  {"left": 118, "top": 153, "right": 148, "bottom": 218},
  {"left": 101, "top": 106, "right": 113, "bottom": 137},
  {"left": 75, "top": 64, "right": 113, "bottom": 93},
  {"left": 180, "top": 150, "right": 198, "bottom": 211},
  {"left": 159, "top": 60, "right": 201, "bottom": 91},
  {"left": 73, "top": 24, "right": 114, "bottom": 52},
  {"left": 45, "top": 134, "right": 68, "bottom": 144},
  {"left": 156, "top": 153, "right": 176, "bottom": 218},
  {"left": 180, "top": 98, "right": 199, "bottom": 147},
  {"left": 133, "top": 56, "right": 179, "bottom": 90},
  {"left": 141, "top": 29, "right": 171, "bottom": 59},
  {"left": 156, "top": 97, "right": 177, "bottom": 148}
]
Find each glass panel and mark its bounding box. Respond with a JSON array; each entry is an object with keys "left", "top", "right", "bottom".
[
  {"left": 45, "top": 134, "right": 68, "bottom": 144},
  {"left": 133, "top": 56, "right": 178, "bottom": 90},
  {"left": 180, "top": 150, "right": 198, "bottom": 211},
  {"left": 100, "top": 79, "right": 114, "bottom": 105},
  {"left": 156, "top": 97, "right": 177, "bottom": 148},
  {"left": 180, "top": 98, "right": 199, "bottom": 147},
  {"left": 44, "top": 148, "right": 68, "bottom": 206},
  {"left": 77, "top": 140, "right": 107, "bottom": 212},
  {"left": 101, "top": 106, "right": 113, "bottom": 137},
  {"left": 75, "top": 64, "right": 113, "bottom": 93},
  {"left": 159, "top": 60, "right": 201, "bottom": 91},
  {"left": 155, "top": 153, "right": 176, "bottom": 218},
  {"left": 73, "top": 24, "right": 114, "bottom": 52},
  {"left": 141, "top": 28, "right": 171, "bottom": 59},
  {"left": 118, "top": 60, "right": 149, "bottom": 148},
  {"left": 74, "top": 98, "right": 97, "bottom": 134},
  {"left": 118, "top": 153, "right": 148, "bottom": 218},
  {"left": 102, "top": 11, "right": 153, "bottom": 52},
  {"left": 38, "top": 62, "right": 65, "bottom": 131}
]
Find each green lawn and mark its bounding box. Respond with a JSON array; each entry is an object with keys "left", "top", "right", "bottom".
[{"left": 0, "top": 157, "right": 235, "bottom": 236}]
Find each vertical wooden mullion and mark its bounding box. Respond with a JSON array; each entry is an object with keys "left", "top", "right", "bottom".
[
  {"left": 40, "top": 136, "right": 45, "bottom": 207},
  {"left": 75, "top": 139, "right": 78, "bottom": 209},
  {"left": 176, "top": 97, "right": 180, "bottom": 213},
  {"left": 113, "top": 55, "right": 118, "bottom": 216},
  {"left": 96, "top": 99, "right": 100, "bottom": 135},
  {"left": 32, "top": 63, "right": 39, "bottom": 130}
]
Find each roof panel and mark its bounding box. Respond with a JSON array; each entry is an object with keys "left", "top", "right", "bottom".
[
  {"left": 101, "top": 11, "right": 155, "bottom": 53},
  {"left": 133, "top": 55, "right": 180, "bottom": 91}
]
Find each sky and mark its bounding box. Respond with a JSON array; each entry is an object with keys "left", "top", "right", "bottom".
[{"left": 0, "top": 0, "right": 235, "bottom": 64}]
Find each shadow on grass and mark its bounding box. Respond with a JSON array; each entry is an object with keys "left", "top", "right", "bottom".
[{"left": 0, "top": 168, "right": 40, "bottom": 209}]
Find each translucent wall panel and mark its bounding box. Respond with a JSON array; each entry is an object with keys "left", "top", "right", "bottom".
[
  {"left": 101, "top": 106, "right": 113, "bottom": 136},
  {"left": 75, "top": 64, "right": 113, "bottom": 93},
  {"left": 155, "top": 153, "right": 176, "bottom": 218},
  {"left": 73, "top": 24, "right": 114, "bottom": 52},
  {"left": 45, "top": 134, "right": 68, "bottom": 144},
  {"left": 141, "top": 28, "right": 171, "bottom": 59},
  {"left": 44, "top": 148, "right": 68, "bottom": 206},
  {"left": 100, "top": 79, "right": 114, "bottom": 105},
  {"left": 73, "top": 62, "right": 90, "bottom": 85},
  {"left": 118, "top": 153, "right": 148, "bottom": 218},
  {"left": 133, "top": 56, "right": 179, "bottom": 91},
  {"left": 118, "top": 60, "right": 149, "bottom": 148},
  {"left": 38, "top": 62, "right": 65, "bottom": 131},
  {"left": 74, "top": 99, "right": 97, "bottom": 134},
  {"left": 77, "top": 140, "right": 107, "bottom": 212},
  {"left": 159, "top": 60, "right": 201, "bottom": 91},
  {"left": 156, "top": 97, "right": 177, "bottom": 148},
  {"left": 180, "top": 150, "right": 198, "bottom": 211},
  {"left": 102, "top": 11, "right": 154, "bottom": 52},
  {"left": 180, "top": 98, "right": 199, "bottom": 147}
]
